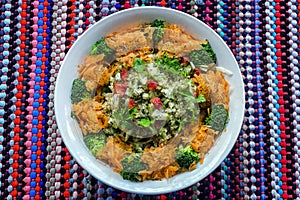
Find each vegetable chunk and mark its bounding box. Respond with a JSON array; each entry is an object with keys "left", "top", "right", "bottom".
[
  {"left": 83, "top": 133, "right": 106, "bottom": 156},
  {"left": 175, "top": 145, "right": 199, "bottom": 169},
  {"left": 205, "top": 104, "right": 228, "bottom": 132},
  {"left": 71, "top": 79, "right": 92, "bottom": 104},
  {"left": 120, "top": 154, "right": 147, "bottom": 182}
]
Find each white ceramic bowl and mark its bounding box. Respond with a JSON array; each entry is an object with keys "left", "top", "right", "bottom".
[{"left": 54, "top": 7, "right": 245, "bottom": 195}]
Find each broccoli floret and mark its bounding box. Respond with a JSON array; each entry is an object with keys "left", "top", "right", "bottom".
[
  {"left": 151, "top": 19, "right": 166, "bottom": 45},
  {"left": 201, "top": 42, "right": 216, "bottom": 63},
  {"left": 205, "top": 104, "right": 228, "bottom": 132},
  {"left": 156, "top": 53, "right": 181, "bottom": 71},
  {"left": 90, "top": 38, "right": 114, "bottom": 55},
  {"left": 90, "top": 38, "right": 115, "bottom": 62},
  {"left": 175, "top": 145, "right": 199, "bottom": 169},
  {"left": 150, "top": 19, "right": 166, "bottom": 28},
  {"left": 120, "top": 154, "right": 146, "bottom": 182},
  {"left": 71, "top": 78, "right": 92, "bottom": 104},
  {"left": 189, "top": 41, "right": 216, "bottom": 66},
  {"left": 83, "top": 133, "right": 106, "bottom": 156},
  {"left": 152, "top": 28, "right": 164, "bottom": 44}
]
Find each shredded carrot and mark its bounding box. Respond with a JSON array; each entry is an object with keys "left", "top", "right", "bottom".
[{"left": 98, "top": 65, "right": 118, "bottom": 86}]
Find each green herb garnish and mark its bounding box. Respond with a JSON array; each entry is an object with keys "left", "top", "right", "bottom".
[
  {"left": 196, "top": 94, "right": 206, "bottom": 103},
  {"left": 133, "top": 58, "right": 146, "bottom": 73},
  {"left": 129, "top": 107, "right": 138, "bottom": 118},
  {"left": 138, "top": 117, "right": 151, "bottom": 127}
]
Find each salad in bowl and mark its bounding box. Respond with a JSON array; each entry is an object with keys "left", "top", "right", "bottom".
[{"left": 54, "top": 7, "right": 244, "bottom": 194}]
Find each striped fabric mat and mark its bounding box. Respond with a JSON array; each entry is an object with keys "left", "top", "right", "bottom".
[{"left": 0, "top": 0, "right": 299, "bottom": 199}]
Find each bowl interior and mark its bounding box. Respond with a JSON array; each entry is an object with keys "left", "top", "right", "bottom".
[{"left": 54, "top": 7, "right": 245, "bottom": 195}]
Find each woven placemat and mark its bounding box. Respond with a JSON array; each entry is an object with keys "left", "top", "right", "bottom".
[{"left": 0, "top": 0, "right": 299, "bottom": 199}]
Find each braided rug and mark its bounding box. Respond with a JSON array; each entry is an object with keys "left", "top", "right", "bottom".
[{"left": 0, "top": 0, "right": 299, "bottom": 199}]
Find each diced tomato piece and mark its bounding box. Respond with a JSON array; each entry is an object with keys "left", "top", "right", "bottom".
[
  {"left": 120, "top": 68, "right": 128, "bottom": 81},
  {"left": 151, "top": 97, "right": 163, "bottom": 109},
  {"left": 147, "top": 80, "right": 158, "bottom": 91},
  {"left": 194, "top": 68, "right": 201, "bottom": 76},
  {"left": 114, "top": 82, "right": 128, "bottom": 97},
  {"left": 181, "top": 56, "right": 190, "bottom": 63},
  {"left": 128, "top": 98, "right": 136, "bottom": 109}
]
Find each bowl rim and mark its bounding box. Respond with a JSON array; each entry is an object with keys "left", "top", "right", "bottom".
[{"left": 54, "top": 6, "right": 245, "bottom": 195}]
